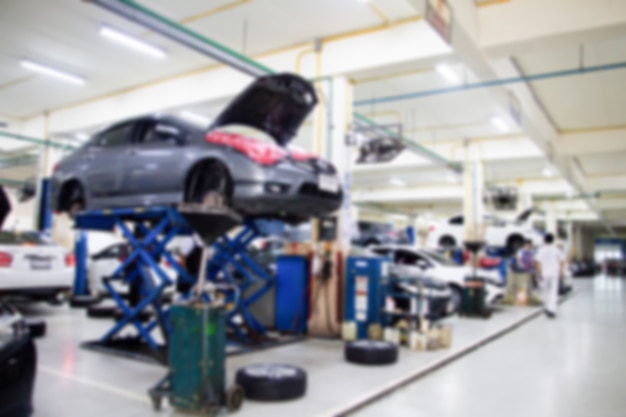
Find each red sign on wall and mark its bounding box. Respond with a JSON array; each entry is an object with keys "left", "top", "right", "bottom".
[{"left": 425, "top": 0, "right": 453, "bottom": 44}]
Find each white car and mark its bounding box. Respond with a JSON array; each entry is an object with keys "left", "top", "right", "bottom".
[
  {"left": 371, "top": 245, "right": 505, "bottom": 312},
  {"left": 0, "top": 230, "right": 74, "bottom": 304},
  {"left": 426, "top": 209, "right": 543, "bottom": 254},
  {"left": 88, "top": 243, "right": 179, "bottom": 296}
]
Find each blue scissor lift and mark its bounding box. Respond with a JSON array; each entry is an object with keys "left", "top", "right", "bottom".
[{"left": 74, "top": 204, "right": 277, "bottom": 363}]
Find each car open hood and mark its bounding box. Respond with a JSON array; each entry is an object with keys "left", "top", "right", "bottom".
[
  {"left": 515, "top": 207, "right": 535, "bottom": 224},
  {"left": 209, "top": 73, "right": 318, "bottom": 147}
]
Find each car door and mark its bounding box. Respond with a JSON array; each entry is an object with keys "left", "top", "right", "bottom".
[
  {"left": 83, "top": 122, "right": 137, "bottom": 198},
  {"left": 119, "top": 119, "right": 187, "bottom": 197},
  {"left": 483, "top": 215, "right": 507, "bottom": 247},
  {"left": 90, "top": 244, "right": 123, "bottom": 292}
]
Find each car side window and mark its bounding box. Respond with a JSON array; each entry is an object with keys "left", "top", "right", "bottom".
[
  {"left": 95, "top": 123, "right": 134, "bottom": 148},
  {"left": 140, "top": 122, "right": 185, "bottom": 145},
  {"left": 395, "top": 250, "right": 421, "bottom": 266},
  {"left": 449, "top": 215, "right": 464, "bottom": 225}
]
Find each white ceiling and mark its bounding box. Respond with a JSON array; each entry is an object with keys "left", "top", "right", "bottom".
[
  {"left": 513, "top": 33, "right": 626, "bottom": 130},
  {"left": 0, "top": 0, "right": 416, "bottom": 119},
  {"left": 1, "top": 0, "right": 625, "bottom": 226}
]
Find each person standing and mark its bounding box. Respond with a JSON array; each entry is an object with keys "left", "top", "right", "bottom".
[
  {"left": 517, "top": 240, "right": 536, "bottom": 288},
  {"left": 534, "top": 233, "right": 565, "bottom": 318}
]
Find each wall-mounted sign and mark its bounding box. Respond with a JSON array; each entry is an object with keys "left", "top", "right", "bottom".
[{"left": 425, "top": 0, "right": 453, "bottom": 44}]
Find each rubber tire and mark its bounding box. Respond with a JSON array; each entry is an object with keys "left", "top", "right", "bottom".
[
  {"left": 439, "top": 235, "right": 456, "bottom": 249},
  {"left": 506, "top": 235, "right": 525, "bottom": 256},
  {"left": 235, "top": 364, "right": 307, "bottom": 401},
  {"left": 69, "top": 295, "right": 101, "bottom": 308},
  {"left": 87, "top": 305, "right": 117, "bottom": 319},
  {"left": 67, "top": 183, "right": 86, "bottom": 217},
  {"left": 345, "top": 340, "right": 398, "bottom": 365},
  {"left": 187, "top": 161, "right": 231, "bottom": 206},
  {"left": 24, "top": 319, "right": 46, "bottom": 338}
]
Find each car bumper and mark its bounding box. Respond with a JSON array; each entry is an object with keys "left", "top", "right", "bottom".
[
  {"left": 485, "top": 283, "right": 505, "bottom": 305},
  {"left": 0, "top": 286, "right": 71, "bottom": 300},
  {"left": 233, "top": 181, "right": 342, "bottom": 221},
  {"left": 0, "top": 269, "right": 73, "bottom": 294}
]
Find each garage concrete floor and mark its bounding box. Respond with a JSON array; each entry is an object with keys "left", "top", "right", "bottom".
[
  {"left": 19, "top": 280, "right": 597, "bottom": 417},
  {"left": 352, "top": 276, "right": 624, "bottom": 417}
]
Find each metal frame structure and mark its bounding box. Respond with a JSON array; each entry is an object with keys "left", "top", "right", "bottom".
[
  {"left": 75, "top": 206, "right": 197, "bottom": 353},
  {"left": 208, "top": 221, "right": 275, "bottom": 343},
  {"left": 75, "top": 205, "right": 278, "bottom": 358}
]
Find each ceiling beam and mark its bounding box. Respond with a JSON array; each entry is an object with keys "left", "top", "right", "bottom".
[
  {"left": 480, "top": 0, "right": 626, "bottom": 56},
  {"left": 558, "top": 127, "right": 626, "bottom": 156}
]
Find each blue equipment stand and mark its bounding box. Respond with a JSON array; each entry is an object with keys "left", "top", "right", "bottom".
[
  {"left": 77, "top": 206, "right": 201, "bottom": 363},
  {"left": 72, "top": 231, "right": 89, "bottom": 296},
  {"left": 207, "top": 221, "right": 275, "bottom": 344},
  {"left": 75, "top": 205, "right": 292, "bottom": 362},
  {"left": 344, "top": 256, "right": 390, "bottom": 339}
]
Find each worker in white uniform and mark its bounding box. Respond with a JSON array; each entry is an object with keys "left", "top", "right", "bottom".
[{"left": 534, "top": 233, "right": 565, "bottom": 318}]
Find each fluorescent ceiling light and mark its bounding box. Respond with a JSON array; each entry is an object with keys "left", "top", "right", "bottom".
[
  {"left": 435, "top": 64, "right": 460, "bottom": 83},
  {"left": 542, "top": 167, "right": 554, "bottom": 177},
  {"left": 389, "top": 177, "right": 406, "bottom": 187},
  {"left": 490, "top": 116, "right": 509, "bottom": 132},
  {"left": 100, "top": 25, "right": 166, "bottom": 59},
  {"left": 179, "top": 110, "right": 212, "bottom": 126},
  {"left": 20, "top": 60, "right": 85, "bottom": 85}
]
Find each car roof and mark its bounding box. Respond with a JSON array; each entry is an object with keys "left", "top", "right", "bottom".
[{"left": 91, "top": 114, "right": 203, "bottom": 139}]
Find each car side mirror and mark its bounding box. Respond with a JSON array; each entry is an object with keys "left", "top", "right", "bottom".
[
  {"left": 417, "top": 260, "right": 429, "bottom": 269},
  {"left": 155, "top": 124, "right": 184, "bottom": 144}
]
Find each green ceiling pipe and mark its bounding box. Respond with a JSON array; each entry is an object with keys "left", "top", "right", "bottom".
[
  {"left": 88, "top": 0, "right": 455, "bottom": 170},
  {"left": 0, "top": 131, "right": 75, "bottom": 151}
]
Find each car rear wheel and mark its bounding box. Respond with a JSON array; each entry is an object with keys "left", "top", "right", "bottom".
[
  {"left": 186, "top": 161, "right": 232, "bottom": 207},
  {"left": 506, "top": 235, "right": 525, "bottom": 256},
  {"left": 61, "top": 182, "right": 86, "bottom": 217},
  {"left": 439, "top": 235, "right": 456, "bottom": 249}
]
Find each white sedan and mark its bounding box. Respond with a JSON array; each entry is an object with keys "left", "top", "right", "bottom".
[
  {"left": 371, "top": 245, "right": 505, "bottom": 312},
  {"left": 426, "top": 210, "right": 543, "bottom": 254},
  {"left": 0, "top": 230, "right": 74, "bottom": 304},
  {"left": 88, "top": 243, "right": 179, "bottom": 296}
]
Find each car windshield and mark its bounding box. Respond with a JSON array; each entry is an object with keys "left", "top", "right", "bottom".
[
  {"left": 422, "top": 250, "right": 458, "bottom": 266},
  {"left": 0, "top": 231, "right": 52, "bottom": 246}
]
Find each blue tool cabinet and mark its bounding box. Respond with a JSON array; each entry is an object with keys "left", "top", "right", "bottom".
[{"left": 344, "top": 256, "right": 390, "bottom": 339}]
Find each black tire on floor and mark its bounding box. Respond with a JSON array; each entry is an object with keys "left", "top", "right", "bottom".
[
  {"left": 345, "top": 340, "right": 398, "bottom": 365},
  {"left": 113, "top": 308, "right": 153, "bottom": 322},
  {"left": 235, "top": 364, "right": 307, "bottom": 401},
  {"left": 70, "top": 295, "right": 101, "bottom": 308},
  {"left": 86, "top": 305, "right": 117, "bottom": 319},
  {"left": 24, "top": 319, "right": 47, "bottom": 338}
]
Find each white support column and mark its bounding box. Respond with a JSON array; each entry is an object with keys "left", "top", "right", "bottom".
[
  {"left": 565, "top": 220, "right": 574, "bottom": 260},
  {"left": 546, "top": 203, "right": 558, "bottom": 237},
  {"left": 328, "top": 77, "right": 353, "bottom": 250},
  {"left": 463, "top": 142, "right": 485, "bottom": 244}
]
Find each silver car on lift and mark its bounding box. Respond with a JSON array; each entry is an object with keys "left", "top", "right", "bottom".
[{"left": 50, "top": 74, "right": 343, "bottom": 223}]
